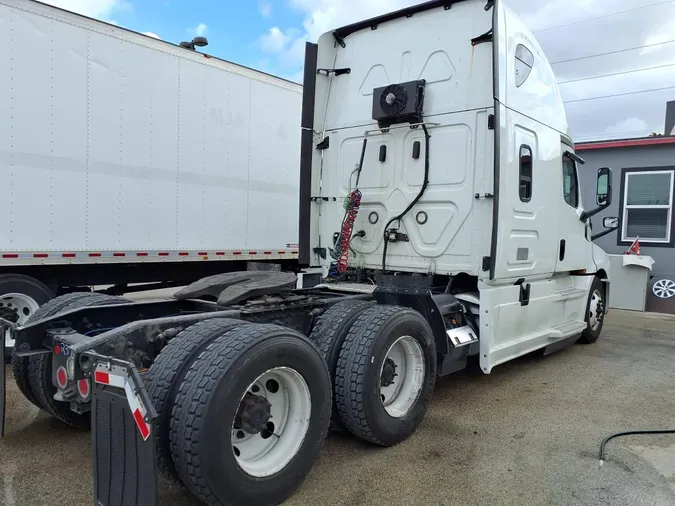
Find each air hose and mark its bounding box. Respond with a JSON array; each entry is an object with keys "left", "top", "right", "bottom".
[
  {"left": 599, "top": 429, "right": 675, "bottom": 464},
  {"left": 328, "top": 138, "right": 368, "bottom": 279},
  {"left": 381, "top": 123, "right": 431, "bottom": 272}
]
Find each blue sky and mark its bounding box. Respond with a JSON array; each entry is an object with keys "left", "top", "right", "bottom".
[{"left": 48, "top": 0, "right": 314, "bottom": 81}]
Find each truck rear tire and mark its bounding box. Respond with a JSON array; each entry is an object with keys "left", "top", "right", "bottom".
[
  {"left": 309, "top": 298, "right": 374, "bottom": 432},
  {"left": 578, "top": 276, "right": 605, "bottom": 344},
  {"left": 26, "top": 293, "right": 130, "bottom": 428},
  {"left": 145, "top": 317, "right": 247, "bottom": 483},
  {"left": 169, "top": 324, "right": 331, "bottom": 506},
  {"left": 1, "top": 274, "right": 54, "bottom": 359},
  {"left": 335, "top": 304, "right": 437, "bottom": 447}
]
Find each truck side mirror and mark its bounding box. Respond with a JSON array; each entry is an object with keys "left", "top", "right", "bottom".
[
  {"left": 591, "top": 216, "right": 619, "bottom": 241},
  {"left": 603, "top": 217, "right": 619, "bottom": 229},
  {"left": 596, "top": 167, "right": 612, "bottom": 206},
  {"left": 581, "top": 167, "right": 613, "bottom": 222}
]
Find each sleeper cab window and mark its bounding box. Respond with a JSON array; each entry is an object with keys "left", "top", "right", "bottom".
[
  {"left": 515, "top": 44, "right": 534, "bottom": 87},
  {"left": 519, "top": 145, "right": 532, "bottom": 202},
  {"left": 562, "top": 156, "right": 579, "bottom": 208}
]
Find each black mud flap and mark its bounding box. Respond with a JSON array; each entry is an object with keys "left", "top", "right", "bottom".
[
  {"left": 90, "top": 355, "right": 159, "bottom": 506},
  {"left": 0, "top": 317, "right": 15, "bottom": 438}
]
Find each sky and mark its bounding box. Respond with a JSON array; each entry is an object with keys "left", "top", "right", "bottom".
[{"left": 40, "top": 0, "right": 675, "bottom": 141}]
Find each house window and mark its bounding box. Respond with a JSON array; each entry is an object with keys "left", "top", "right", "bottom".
[
  {"left": 519, "top": 145, "right": 532, "bottom": 202},
  {"left": 622, "top": 170, "right": 674, "bottom": 243},
  {"left": 562, "top": 155, "right": 579, "bottom": 208}
]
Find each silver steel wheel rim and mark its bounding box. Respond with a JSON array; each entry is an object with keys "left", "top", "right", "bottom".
[
  {"left": 652, "top": 279, "right": 675, "bottom": 299},
  {"left": 588, "top": 289, "right": 604, "bottom": 331},
  {"left": 231, "top": 367, "right": 312, "bottom": 478},
  {"left": 1, "top": 293, "right": 40, "bottom": 348},
  {"left": 379, "top": 335, "right": 425, "bottom": 418}
]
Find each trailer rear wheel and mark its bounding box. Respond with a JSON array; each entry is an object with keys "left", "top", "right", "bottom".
[
  {"left": 27, "top": 293, "right": 130, "bottom": 427},
  {"left": 144, "top": 317, "right": 247, "bottom": 483},
  {"left": 1, "top": 274, "right": 54, "bottom": 359},
  {"left": 335, "top": 304, "right": 436, "bottom": 446},
  {"left": 169, "top": 324, "right": 331, "bottom": 506},
  {"left": 309, "top": 298, "right": 374, "bottom": 432}
]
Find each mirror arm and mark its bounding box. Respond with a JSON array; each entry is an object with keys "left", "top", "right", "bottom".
[
  {"left": 580, "top": 203, "right": 609, "bottom": 222},
  {"left": 591, "top": 227, "right": 616, "bottom": 241}
]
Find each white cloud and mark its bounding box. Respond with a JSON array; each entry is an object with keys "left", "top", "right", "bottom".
[
  {"left": 191, "top": 23, "right": 208, "bottom": 37},
  {"left": 604, "top": 118, "right": 650, "bottom": 136},
  {"left": 259, "top": 27, "right": 293, "bottom": 53},
  {"left": 141, "top": 31, "right": 161, "bottom": 40},
  {"left": 43, "top": 0, "right": 130, "bottom": 19},
  {"left": 259, "top": 0, "right": 272, "bottom": 18}
]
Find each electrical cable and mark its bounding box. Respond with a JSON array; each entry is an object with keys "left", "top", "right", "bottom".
[
  {"left": 550, "top": 39, "right": 675, "bottom": 65},
  {"left": 599, "top": 429, "right": 675, "bottom": 464},
  {"left": 565, "top": 86, "right": 675, "bottom": 104},
  {"left": 558, "top": 63, "right": 675, "bottom": 85},
  {"left": 381, "top": 123, "right": 430, "bottom": 273},
  {"left": 328, "top": 138, "right": 367, "bottom": 279},
  {"left": 534, "top": 0, "right": 675, "bottom": 34}
]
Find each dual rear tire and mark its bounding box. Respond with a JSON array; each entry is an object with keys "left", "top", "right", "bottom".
[
  {"left": 146, "top": 319, "right": 332, "bottom": 506},
  {"left": 311, "top": 301, "right": 437, "bottom": 447}
]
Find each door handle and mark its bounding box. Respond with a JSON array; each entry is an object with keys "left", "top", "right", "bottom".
[{"left": 559, "top": 239, "right": 566, "bottom": 261}]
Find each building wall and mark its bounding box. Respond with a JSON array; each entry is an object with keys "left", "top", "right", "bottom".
[{"left": 578, "top": 143, "right": 675, "bottom": 312}]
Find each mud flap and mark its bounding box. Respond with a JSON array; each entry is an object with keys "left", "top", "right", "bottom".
[
  {"left": 90, "top": 355, "right": 159, "bottom": 506},
  {"left": 0, "top": 317, "right": 15, "bottom": 438}
]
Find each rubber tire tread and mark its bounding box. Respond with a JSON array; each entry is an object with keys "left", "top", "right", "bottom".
[
  {"left": 335, "top": 304, "right": 436, "bottom": 446},
  {"left": 309, "top": 298, "right": 374, "bottom": 432},
  {"left": 169, "top": 323, "right": 331, "bottom": 506},
  {"left": 11, "top": 292, "right": 104, "bottom": 408},
  {"left": 578, "top": 276, "right": 605, "bottom": 344},
  {"left": 144, "top": 318, "right": 246, "bottom": 482},
  {"left": 27, "top": 293, "right": 130, "bottom": 427}
]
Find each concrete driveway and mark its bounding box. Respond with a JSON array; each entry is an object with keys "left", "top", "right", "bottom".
[{"left": 2, "top": 309, "right": 674, "bottom": 506}]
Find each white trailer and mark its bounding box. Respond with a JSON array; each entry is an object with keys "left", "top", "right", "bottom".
[
  {"left": 0, "top": 0, "right": 302, "bottom": 354},
  {"left": 2, "top": 1, "right": 622, "bottom": 506}
]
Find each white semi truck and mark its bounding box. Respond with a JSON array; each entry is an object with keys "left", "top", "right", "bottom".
[
  {"left": 1, "top": 1, "right": 621, "bottom": 505},
  {"left": 0, "top": 0, "right": 302, "bottom": 355}
]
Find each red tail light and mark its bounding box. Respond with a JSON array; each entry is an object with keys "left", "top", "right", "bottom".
[
  {"left": 78, "top": 378, "right": 90, "bottom": 400},
  {"left": 56, "top": 366, "right": 68, "bottom": 388}
]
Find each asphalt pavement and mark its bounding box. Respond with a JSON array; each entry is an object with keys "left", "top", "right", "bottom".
[{"left": 2, "top": 309, "right": 674, "bottom": 506}]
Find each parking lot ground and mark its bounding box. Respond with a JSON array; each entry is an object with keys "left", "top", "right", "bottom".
[{"left": 2, "top": 309, "right": 674, "bottom": 506}]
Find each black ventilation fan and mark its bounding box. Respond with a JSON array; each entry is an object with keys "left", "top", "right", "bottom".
[{"left": 372, "top": 79, "right": 426, "bottom": 129}]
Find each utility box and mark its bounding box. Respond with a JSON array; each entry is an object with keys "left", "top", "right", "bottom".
[{"left": 607, "top": 255, "right": 655, "bottom": 311}]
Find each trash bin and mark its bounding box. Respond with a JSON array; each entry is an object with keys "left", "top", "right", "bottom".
[{"left": 607, "top": 254, "right": 655, "bottom": 312}]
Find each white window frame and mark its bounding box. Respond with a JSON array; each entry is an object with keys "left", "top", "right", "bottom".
[{"left": 621, "top": 169, "right": 674, "bottom": 243}]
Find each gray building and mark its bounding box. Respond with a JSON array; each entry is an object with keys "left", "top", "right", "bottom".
[{"left": 577, "top": 135, "right": 675, "bottom": 313}]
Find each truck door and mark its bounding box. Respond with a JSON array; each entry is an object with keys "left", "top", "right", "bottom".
[
  {"left": 491, "top": 127, "right": 559, "bottom": 280},
  {"left": 554, "top": 149, "right": 592, "bottom": 272}
]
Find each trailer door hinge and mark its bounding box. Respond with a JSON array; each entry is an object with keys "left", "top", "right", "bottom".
[
  {"left": 488, "top": 114, "right": 495, "bottom": 130},
  {"left": 485, "top": 0, "right": 495, "bottom": 11},
  {"left": 475, "top": 193, "right": 494, "bottom": 199},
  {"left": 482, "top": 256, "right": 491, "bottom": 271},
  {"left": 471, "top": 28, "right": 493, "bottom": 46},
  {"left": 310, "top": 196, "right": 337, "bottom": 202}
]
